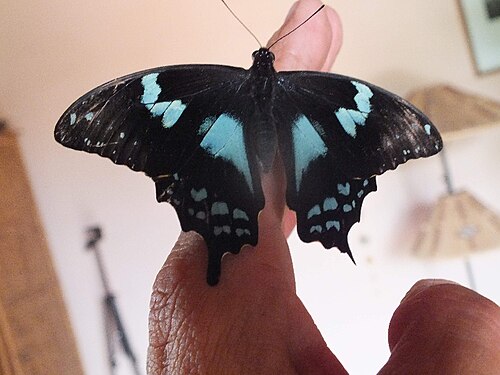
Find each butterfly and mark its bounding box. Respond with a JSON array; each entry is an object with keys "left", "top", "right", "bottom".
[{"left": 55, "top": 45, "right": 442, "bottom": 285}]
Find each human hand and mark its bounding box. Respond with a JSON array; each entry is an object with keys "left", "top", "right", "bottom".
[{"left": 148, "top": 1, "right": 500, "bottom": 373}]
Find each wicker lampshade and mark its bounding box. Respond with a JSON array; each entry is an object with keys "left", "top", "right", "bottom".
[
  {"left": 408, "top": 85, "right": 500, "bottom": 258},
  {"left": 407, "top": 84, "right": 500, "bottom": 140},
  {"left": 413, "top": 191, "right": 500, "bottom": 258}
]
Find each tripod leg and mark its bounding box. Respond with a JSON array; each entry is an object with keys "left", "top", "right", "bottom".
[
  {"left": 106, "top": 294, "right": 142, "bottom": 375},
  {"left": 104, "top": 298, "right": 117, "bottom": 374}
]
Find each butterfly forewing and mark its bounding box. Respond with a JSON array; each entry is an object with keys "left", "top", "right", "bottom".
[
  {"left": 277, "top": 71, "right": 442, "bottom": 179},
  {"left": 55, "top": 65, "right": 249, "bottom": 175}
]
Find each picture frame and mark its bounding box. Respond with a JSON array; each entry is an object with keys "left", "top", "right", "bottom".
[{"left": 459, "top": 0, "right": 500, "bottom": 74}]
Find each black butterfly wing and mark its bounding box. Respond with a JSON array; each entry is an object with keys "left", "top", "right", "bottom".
[
  {"left": 274, "top": 71, "right": 442, "bottom": 258},
  {"left": 56, "top": 65, "right": 247, "bottom": 174},
  {"left": 153, "top": 101, "right": 265, "bottom": 285},
  {"left": 55, "top": 65, "right": 265, "bottom": 284}
]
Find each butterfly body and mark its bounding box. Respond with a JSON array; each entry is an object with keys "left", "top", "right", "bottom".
[{"left": 55, "top": 47, "right": 442, "bottom": 285}]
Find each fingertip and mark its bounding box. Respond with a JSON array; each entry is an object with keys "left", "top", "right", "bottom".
[
  {"left": 383, "top": 279, "right": 500, "bottom": 374},
  {"left": 269, "top": 0, "right": 342, "bottom": 72},
  {"left": 400, "top": 279, "right": 459, "bottom": 305},
  {"left": 390, "top": 280, "right": 467, "bottom": 350},
  {"left": 322, "top": 7, "right": 343, "bottom": 70}
]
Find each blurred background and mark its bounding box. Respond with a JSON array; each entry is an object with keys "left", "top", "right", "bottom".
[{"left": 1, "top": 0, "right": 499, "bottom": 374}]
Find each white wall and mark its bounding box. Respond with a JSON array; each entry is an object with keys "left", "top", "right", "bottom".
[{"left": 1, "top": 1, "right": 499, "bottom": 374}]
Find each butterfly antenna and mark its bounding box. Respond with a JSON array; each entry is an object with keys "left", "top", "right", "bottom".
[
  {"left": 221, "top": 0, "right": 262, "bottom": 47},
  {"left": 268, "top": 4, "right": 325, "bottom": 50}
]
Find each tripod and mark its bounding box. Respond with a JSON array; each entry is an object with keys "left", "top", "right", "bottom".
[{"left": 86, "top": 227, "right": 142, "bottom": 375}]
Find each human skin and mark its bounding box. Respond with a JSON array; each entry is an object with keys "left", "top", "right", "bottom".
[{"left": 147, "top": 1, "right": 500, "bottom": 374}]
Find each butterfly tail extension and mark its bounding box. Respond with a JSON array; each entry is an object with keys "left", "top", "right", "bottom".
[{"left": 206, "top": 243, "right": 224, "bottom": 286}]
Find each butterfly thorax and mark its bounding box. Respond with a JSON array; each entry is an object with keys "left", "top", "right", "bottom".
[
  {"left": 250, "top": 48, "right": 276, "bottom": 76},
  {"left": 248, "top": 48, "right": 277, "bottom": 103},
  {"left": 248, "top": 48, "right": 279, "bottom": 172}
]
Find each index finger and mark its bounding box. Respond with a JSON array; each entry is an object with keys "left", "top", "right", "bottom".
[
  {"left": 262, "top": 0, "right": 342, "bottom": 239},
  {"left": 270, "top": 0, "right": 342, "bottom": 72}
]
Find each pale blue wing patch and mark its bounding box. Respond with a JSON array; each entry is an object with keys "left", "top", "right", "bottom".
[
  {"left": 141, "top": 73, "right": 161, "bottom": 108},
  {"left": 326, "top": 220, "right": 340, "bottom": 231},
  {"left": 310, "top": 225, "right": 323, "bottom": 234},
  {"left": 235, "top": 228, "right": 251, "bottom": 237},
  {"left": 214, "top": 225, "right": 231, "bottom": 235},
  {"left": 343, "top": 204, "right": 353, "bottom": 213},
  {"left": 211, "top": 202, "right": 229, "bottom": 216},
  {"left": 303, "top": 179, "right": 373, "bottom": 236},
  {"left": 323, "top": 197, "right": 338, "bottom": 211},
  {"left": 335, "top": 81, "right": 373, "bottom": 138},
  {"left": 307, "top": 204, "right": 321, "bottom": 219},
  {"left": 424, "top": 124, "right": 432, "bottom": 135},
  {"left": 198, "top": 116, "right": 216, "bottom": 136},
  {"left": 190, "top": 187, "right": 208, "bottom": 202},
  {"left": 337, "top": 183, "right": 350, "bottom": 196},
  {"left": 352, "top": 81, "right": 373, "bottom": 113},
  {"left": 200, "top": 114, "right": 253, "bottom": 192},
  {"left": 149, "top": 101, "right": 170, "bottom": 117},
  {"left": 292, "top": 114, "right": 328, "bottom": 191},
  {"left": 140, "top": 73, "right": 186, "bottom": 128},
  {"left": 166, "top": 178, "right": 254, "bottom": 241},
  {"left": 233, "top": 208, "right": 249, "bottom": 221}
]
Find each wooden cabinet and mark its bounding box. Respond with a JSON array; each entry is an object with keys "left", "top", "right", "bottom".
[{"left": 0, "top": 129, "right": 84, "bottom": 375}]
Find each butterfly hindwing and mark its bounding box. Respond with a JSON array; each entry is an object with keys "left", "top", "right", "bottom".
[{"left": 293, "top": 159, "right": 377, "bottom": 259}]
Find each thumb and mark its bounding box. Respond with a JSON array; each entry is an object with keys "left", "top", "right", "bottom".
[{"left": 380, "top": 280, "right": 500, "bottom": 374}]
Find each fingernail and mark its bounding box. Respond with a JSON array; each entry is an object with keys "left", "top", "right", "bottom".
[{"left": 400, "top": 279, "right": 459, "bottom": 305}]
